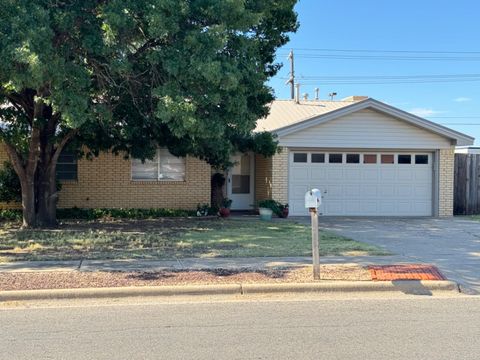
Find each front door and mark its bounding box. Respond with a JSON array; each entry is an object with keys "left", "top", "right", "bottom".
[{"left": 227, "top": 153, "right": 255, "bottom": 210}]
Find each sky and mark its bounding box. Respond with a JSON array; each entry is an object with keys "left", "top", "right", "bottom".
[{"left": 269, "top": 0, "right": 480, "bottom": 144}]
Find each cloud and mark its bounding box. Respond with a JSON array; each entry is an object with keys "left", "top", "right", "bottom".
[
  {"left": 454, "top": 97, "right": 472, "bottom": 102},
  {"left": 409, "top": 108, "right": 444, "bottom": 117}
]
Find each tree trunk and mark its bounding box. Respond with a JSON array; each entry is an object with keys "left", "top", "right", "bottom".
[
  {"left": 36, "top": 164, "right": 58, "bottom": 227},
  {"left": 20, "top": 178, "right": 36, "bottom": 228}
]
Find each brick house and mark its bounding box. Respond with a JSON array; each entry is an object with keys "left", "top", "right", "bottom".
[{"left": 0, "top": 97, "right": 474, "bottom": 217}]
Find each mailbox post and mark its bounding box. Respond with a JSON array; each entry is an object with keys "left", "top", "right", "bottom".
[{"left": 305, "top": 189, "right": 321, "bottom": 280}]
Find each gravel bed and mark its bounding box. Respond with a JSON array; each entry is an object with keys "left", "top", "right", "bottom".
[{"left": 0, "top": 265, "right": 371, "bottom": 291}]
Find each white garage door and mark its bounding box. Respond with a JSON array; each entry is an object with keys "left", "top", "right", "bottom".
[{"left": 289, "top": 151, "right": 433, "bottom": 216}]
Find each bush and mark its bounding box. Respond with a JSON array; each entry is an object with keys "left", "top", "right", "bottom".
[
  {"left": 0, "top": 207, "right": 198, "bottom": 221},
  {"left": 0, "top": 209, "right": 22, "bottom": 221},
  {"left": 257, "top": 199, "right": 288, "bottom": 217},
  {"left": 0, "top": 162, "right": 21, "bottom": 203},
  {"left": 57, "top": 207, "right": 197, "bottom": 220}
]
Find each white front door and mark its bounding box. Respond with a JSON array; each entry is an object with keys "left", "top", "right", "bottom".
[{"left": 227, "top": 153, "right": 255, "bottom": 210}]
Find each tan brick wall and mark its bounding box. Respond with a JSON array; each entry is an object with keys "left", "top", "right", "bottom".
[
  {"left": 254, "top": 154, "right": 272, "bottom": 203},
  {"left": 58, "top": 152, "right": 211, "bottom": 209},
  {"left": 438, "top": 147, "right": 455, "bottom": 216},
  {"left": 0, "top": 144, "right": 211, "bottom": 210},
  {"left": 271, "top": 147, "right": 289, "bottom": 203}
]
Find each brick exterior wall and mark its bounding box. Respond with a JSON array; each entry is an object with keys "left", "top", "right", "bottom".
[
  {"left": 254, "top": 154, "right": 272, "bottom": 203},
  {"left": 0, "top": 144, "right": 211, "bottom": 210},
  {"left": 271, "top": 147, "right": 289, "bottom": 203},
  {"left": 438, "top": 147, "right": 455, "bottom": 216}
]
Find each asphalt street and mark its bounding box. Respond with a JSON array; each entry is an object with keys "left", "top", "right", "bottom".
[{"left": 1, "top": 296, "right": 479, "bottom": 360}]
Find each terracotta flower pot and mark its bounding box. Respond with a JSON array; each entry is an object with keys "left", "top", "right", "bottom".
[{"left": 219, "top": 207, "right": 231, "bottom": 218}]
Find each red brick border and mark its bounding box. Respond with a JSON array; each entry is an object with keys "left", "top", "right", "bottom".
[{"left": 368, "top": 264, "right": 446, "bottom": 281}]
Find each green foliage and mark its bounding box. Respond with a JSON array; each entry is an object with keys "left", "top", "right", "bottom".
[
  {"left": 0, "top": 207, "right": 197, "bottom": 221},
  {"left": 221, "top": 198, "right": 233, "bottom": 209},
  {"left": 0, "top": 162, "right": 21, "bottom": 203},
  {"left": 0, "top": 0, "right": 298, "bottom": 167},
  {"left": 0, "top": 209, "right": 22, "bottom": 221},
  {"left": 257, "top": 199, "right": 288, "bottom": 217},
  {"left": 56, "top": 208, "right": 197, "bottom": 220}
]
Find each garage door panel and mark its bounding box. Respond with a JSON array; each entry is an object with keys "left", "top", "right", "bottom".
[
  {"left": 291, "top": 184, "right": 309, "bottom": 199},
  {"left": 327, "top": 185, "right": 343, "bottom": 197},
  {"left": 289, "top": 151, "right": 433, "bottom": 216},
  {"left": 379, "top": 169, "right": 396, "bottom": 181},
  {"left": 361, "top": 185, "right": 378, "bottom": 197},
  {"left": 362, "top": 169, "right": 378, "bottom": 181},
  {"left": 325, "top": 201, "right": 343, "bottom": 215},
  {"left": 344, "top": 169, "right": 361, "bottom": 182},
  {"left": 310, "top": 168, "right": 327, "bottom": 181},
  {"left": 291, "top": 168, "right": 309, "bottom": 181},
  {"left": 344, "top": 184, "right": 362, "bottom": 198},
  {"left": 397, "top": 169, "right": 415, "bottom": 181},
  {"left": 397, "top": 185, "right": 414, "bottom": 197},
  {"left": 360, "top": 201, "right": 378, "bottom": 215}
]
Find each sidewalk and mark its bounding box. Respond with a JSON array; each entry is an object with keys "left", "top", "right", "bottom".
[{"left": 0, "top": 254, "right": 415, "bottom": 273}]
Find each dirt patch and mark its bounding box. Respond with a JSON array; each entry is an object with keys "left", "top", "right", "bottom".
[{"left": 0, "top": 265, "right": 371, "bottom": 291}]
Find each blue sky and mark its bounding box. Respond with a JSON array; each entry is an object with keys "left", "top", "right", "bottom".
[{"left": 269, "top": 0, "right": 480, "bottom": 144}]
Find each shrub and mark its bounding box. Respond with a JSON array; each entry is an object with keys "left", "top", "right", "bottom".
[
  {"left": 57, "top": 207, "right": 197, "bottom": 220},
  {"left": 0, "top": 209, "right": 22, "bottom": 221},
  {"left": 0, "top": 162, "right": 21, "bottom": 203},
  {"left": 257, "top": 199, "right": 288, "bottom": 217}
]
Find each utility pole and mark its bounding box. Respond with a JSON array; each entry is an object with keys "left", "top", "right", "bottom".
[{"left": 286, "top": 50, "right": 295, "bottom": 100}]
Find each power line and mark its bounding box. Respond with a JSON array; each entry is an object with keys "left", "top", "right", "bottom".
[{"left": 284, "top": 48, "right": 480, "bottom": 55}]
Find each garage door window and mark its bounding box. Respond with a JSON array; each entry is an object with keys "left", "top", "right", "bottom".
[
  {"left": 346, "top": 154, "right": 360, "bottom": 164},
  {"left": 293, "top": 153, "right": 307, "bottom": 163},
  {"left": 328, "top": 154, "right": 343, "bottom": 163},
  {"left": 415, "top": 155, "right": 429, "bottom": 164},
  {"left": 363, "top": 154, "right": 377, "bottom": 164},
  {"left": 398, "top": 154, "right": 412, "bottom": 164},
  {"left": 381, "top": 154, "right": 394, "bottom": 164},
  {"left": 311, "top": 153, "right": 325, "bottom": 163}
]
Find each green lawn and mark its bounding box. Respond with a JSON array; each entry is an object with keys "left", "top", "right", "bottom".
[{"left": 0, "top": 218, "right": 389, "bottom": 262}]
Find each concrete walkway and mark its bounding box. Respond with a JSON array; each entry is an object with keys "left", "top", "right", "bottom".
[{"left": 0, "top": 255, "right": 412, "bottom": 273}]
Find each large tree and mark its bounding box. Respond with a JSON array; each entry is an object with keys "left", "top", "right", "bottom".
[{"left": 0, "top": 0, "right": 298, "bottom": 228}]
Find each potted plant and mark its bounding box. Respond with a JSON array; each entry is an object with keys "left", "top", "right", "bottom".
[
  {"left": 219, "top": 198, "right": 232, "bottom": 218},
  {"left": 258, "top": 199, "right": 275, "bottom": 221},
  {"left": 279, "top": 203, "right": 289, "bottom": 218}
]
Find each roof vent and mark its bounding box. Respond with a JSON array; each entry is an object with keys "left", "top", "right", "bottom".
[
  {"left": 314, "top": 88, "right": 319, "bottom": 100},
  {"left": 341, "top": 96, "right": 369, "bottom": 102}
]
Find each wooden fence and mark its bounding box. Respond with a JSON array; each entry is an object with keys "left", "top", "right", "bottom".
[{"left": 454, "top": 153, "right": 480, "bottom": 215}]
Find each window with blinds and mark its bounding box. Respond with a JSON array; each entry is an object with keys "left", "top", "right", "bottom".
[{"left": 131, "top": 149, "right": 186, "bottom": 181}]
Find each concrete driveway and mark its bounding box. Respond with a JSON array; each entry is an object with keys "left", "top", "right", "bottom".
[{"left": 312, "top": 217, "right": 480, "bottom": 294}]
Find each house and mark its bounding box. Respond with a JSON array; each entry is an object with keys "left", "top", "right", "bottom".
[
  {"left": 455, "top": 146, "right": 480, "bottom": 154},
  {"left": 0, "top": 96, "right": 474, "bottom": 217}
]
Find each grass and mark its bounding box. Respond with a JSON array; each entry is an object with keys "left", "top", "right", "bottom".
[{"left": 0, "top": 218, "right": 390, "bottom": 262}]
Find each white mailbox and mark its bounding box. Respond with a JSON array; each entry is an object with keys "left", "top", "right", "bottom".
[{"left": 305, "top": 188, "right": 322, "bottom": 209}]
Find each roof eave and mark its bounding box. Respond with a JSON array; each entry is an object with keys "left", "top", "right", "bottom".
[{"left": 273, "top": 98, "right": 474, "bottom": 146}]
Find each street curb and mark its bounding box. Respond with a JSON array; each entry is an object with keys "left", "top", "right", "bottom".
[{"left": 0, "top": 280, "right": 459, "bottom": 302}]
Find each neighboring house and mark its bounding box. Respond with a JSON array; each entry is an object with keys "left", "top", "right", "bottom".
[
  {"left": 455, "top": 146, "right": 480, "bottom": 154},
  {"left": 0, "top": 96, "right": 474, "bottom": 217}
]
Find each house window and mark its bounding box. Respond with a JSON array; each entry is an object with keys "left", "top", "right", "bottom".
[
  {"left": 415, "top": 155, "right": 429, "bottom": 164},
  {"left": 132, "top": 148, "right": 186, "bottom": 181},
  {"left": 398, "top": 154, "right": 412, "bottom": 164},
  {"left": 381, "top": 154, "right": 394, "bottom": 164},
  {"left": 363, "top": 154, "right": 377, "bottom": 164},
  {"left": 328, "top": 153, "right": 343, "bottom": 163},
  {"left": 346, "top": 154, "right": 360, "bottom": 164},
  {"left": 293, "top": 153, "right": 307, "bottom": 163},
  {"left": 56, "top": 150, "right": 78, "bottom": 180},
  {"left": 311, "top": 153, "right": 325, "bottom": 163}
]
